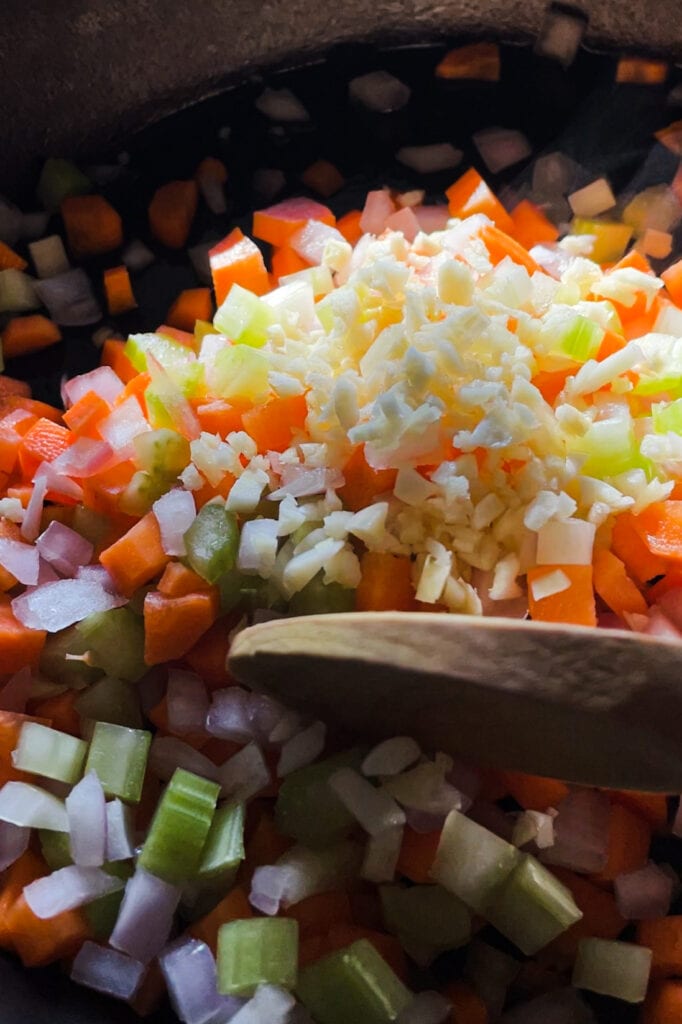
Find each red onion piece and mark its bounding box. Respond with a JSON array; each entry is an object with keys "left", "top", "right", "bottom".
[
  {"left": 473, "top": 127, "right": 532, "bottom": 174},
  {"left": 105, "top": 799, "right": 136, "bottom": 862},
  {"left": 329, "top": 768, "right": 406, "bottom": 836},
  {"left": 230, "top": 985, "right": 295, "bottom": 1023},
  {"left": 63, "top": 366, "right": 123, "bottom": 407},
  {"left": 614, "top": 862, "right": 673, "bottom": 920},
  {"left": 206, "top": 688, "right": 255, "bottom": 743},
  {"left": 0, "top": 666, "right": 32, "bottom": 713},
  {"left": 277, "top": 721, "right": 326, "bottom": 777},
  {"left": 540, "top": 790, "right": 610, "bottom": 874},
  {"left": 413, "top": 206, "right": 451, "bottom": 233},
  {"left": 110, "top": 867, "right": 181, "bottom": 964},
  {"left": 71, "top": 942, "right": 146, "bottom": 1002},
  {"left": 290, "top": 221, "right": 345, "bottom": 265},
  {"left": 66, "top": 772, "right": 107, "bottom": 867},
  {"left": 153, "top": 489, "right": 196, "bottom": 557},
  {"left": 159, "top": 938, "right": 239, "bottom": 1024},
  {"left": 24, "top": 864, "right": 124, "bottom": 919},
  {"left": 349, "top": 71, "right": 411, "bottom": 113},
  {"left": 12, "top": 578, "right": 126, "bottom": 632},
  {"left": 35, "top": 269, "right": 102, "bottom": 326},
  {"left": 97, "top": 396, "right": 151, "bottom": 458},
  {"left": 36, "top": 520, "right": 94, "bottom": 577},
  {"left": 0, "top": 820, "right": 29, "bottom": 871},
  {"left": 0, "top": 537, "right": 39, "bottom": 585},
  {"left": 20, "top": 475, "right": 47, "bottom": 541},
  {"left": 122, "top": 239, "right": 155, "bottom": 273},
  {"left": 166, "top": 669, "right": 209, "bottom": 736},
  {"left": 384, "top": 207, "right": 420, "bottom": 243},
  {"left": 34, "top": 460, "right": 84, "bottom": 502},
  {"left": 397, "top": 143, "right": 462, "bottom": 175},
  {"left": 360, "top": 189, "right": 396, "bottom": 235},
  {"left": 250, "top": 841, "right": 360, "bottom": 915},
  {"left": 218, "top": 743, "right": 271, "bottom": 802},
  {"left": 149, "top": 735, "right": 220, "bottom": 785},
  {"left": 0, "top": 781, "right": 68, "bottom": 830},
  {"left": 51, "top": 437, "right": 118, "bottom": 478}
]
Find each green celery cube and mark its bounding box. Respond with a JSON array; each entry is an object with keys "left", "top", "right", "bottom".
[
  {"left": 217, "top": 917, "right": 298, "bottom": 996},
  {"left": 573, "top": 938, "right": 652, "bottom": 1003},
  {"left": 139, "top": 768, "right": 220, "bottom": 884},
  {"left": 12, "top": 723, "right": 88, "bottom": 785},
  {"left": 85, "top": 722, "right": 151, "bottom": 803},
  {"left": 430, "top": 809, "right": 520, "bottom": 914}
]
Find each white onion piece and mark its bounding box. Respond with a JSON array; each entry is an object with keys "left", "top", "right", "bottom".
[
  {"left": 413, "top": 206, "right": 451, "bottom": 233},
  {"left": 153, "top": 489, "right": 196, "bottom": 557},
  {"left": 237, "top": 519, "right": 280, "bottom": 578},
  {"left": 290, "top": 222, "right": 345, "bottom": 266},
  {"left": 512, "top": 809, "right": 556, "bottom": 850},
  {"left": 76, "top": 563, "right": 119, "bottom": 593},
  {"left": 362, "top": 737, "right": 421, "bottom": 778},
  {"left": 397, "top": 992, "right": 452, "bottom": 1024},
  {"left": 500, "top": 986, "right": 595, "bottom": 1023},
  {"left": 615, "top": 862, "right": 673, "bottom": 920},
  {"left": 255, "top": 88, "right": 309, "bottom": 122},
  {"left": 381, "top": 761, "right": 463, "bottom": 816},
  {"left": 206, "top": 687, "right": 255, "bottom": 743},
  {"left": 35, "top": 269, "right": 101, "bottom": 326},
  {"left": 535, "top": 519, "right": 595, "bottom": 566},
  {"left": 269, "top": 709, "right": 303, "bottom": 745},
  {"left": 0, "top": 821, "right": 29, "bottom": 871},
  {"left": 269, "top": 465, "right": 343, "bottom": 500},
  {"left": 540, "top": 790, "right": 610, "bottom": 873},
  {"left": 384, "top": 207, "right": 420, "bottom": 243},
  {"left": 167, "top": 668, "right": 209, "bottom": 736},
  {"left": 349, "top": 71, "right": 411, "bottom": 112},
  {"left": 329, "top": 767, "right": 406, "bottom": 835},
  {"left": 149, "top": 735, "right": 219, "bottom": 784},
  {"left": 160, "top": 938, "right": 238, "bottom": 1024},
  {"left": 197, "top": 171, "right": 227, "bottom": 217},
  {"left": 71, "top": 942, "right": 146, "bottom": 1002},
  {"left": 110, "top": 867, "right": 181, "bottom": 964},
  {"left": 397, "top": 143, "right": 462, "bottom": 174},
  {"left": 0, "top": 666, "right": 32, "bottom": 713},
  {"left": 0, "top": 537, "right": 39, "bottom": 585},
  {"left": 28, "top": 235, "right": 70, "bottom": 279},
  {"left": 122, "top": 239, "right": 155, "bottom": 273},
  {"left": 247, "top": 692, "right": 288, "bottom": 744},
  {"left": 20, "top": 475, "right": 47, "bottom": 542},
  {"left": 446, "top": 760, "right": 482, "bottom": 808},
  {"left": 230, "top": 985, "right": 295, "bottom": 1024},
  {"left": 361, "top": 825, "right": 403, "bottom": 883},
  {"left": 63, "top": 365, "right": 123, "bottom": 407},
  {"left": 277, "top": 721, "right": 326, "bottom": 776},
  {"left": 534, "top": 6, "right": 586, "bottom": 66},
  {"left": 645, "top": 608, "right": 682, "bottom": 641},
  {"left": 105, "top": 799, "right": 136, "bottom": 862},
  {"left": 568, "top": 178, "right": 616, "bottom": 218},
  {"left": 360, "top": 190, "right": 396, "bottom": 235},
  {"left": 97, "top": 396, "right": 151, "bottom": 458},
  {"left": 51, "top": 437, "right": 118, "bottom": 479},
  {"left": 36, "top": 520, "right": 94, "bottom": 576},
  {"left": 24, "top": 864, "right": 124, "bottom": 919},
  {"left": 249, "top": 841, "right": 360, "bottom": 914},
  {"left": 473, "top": 128, "right": 532, "bottom": 173},
  {"left": 12, "top": 578, "right": 126, "bottom": 632},
  {"left": 67, "top": 772, "right": 107, "bottom": 867},
  {"left": 0, "top": 781, "right": 68, "bottom": 831},
  {"left": 218, "top": 743, "right": 270, "bottom": 802}
]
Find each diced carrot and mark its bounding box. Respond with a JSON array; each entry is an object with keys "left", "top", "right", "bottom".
[
  {"left": 252, "top": 197, "right": 336, "bottom": 248},
  {"left": 10, "top": 894, "right": 90, "bottom": 967},
  {"left": 595, "top": 327, "right": 627, "bottom": 361},
  {"left": 0, "top": 240, "right": 27, "bottom": 272},
  {"left": 148, "top": 180, "right": 198, "bottom": 249},
  {"left": 0, "top": 596, "right": 46, "bottom": 675},
  {"left": 502, "top": 771, "right": 569, "bottom": 812},
  {"left": 271, "top": 245, "right": 308, "bottom": 281},
  {"left": 0, "top": 396, "right": 61, "bottom": 424},
  {"left": 638, "top": 917, "right": 682, "bottom": 978},
  {"left": 80, "top": 460, "right": 136, "bottom": 519},
  {"left": 17, "top": 417, "right": 72, "bottom": 479},
  {"left": 242, "top": 393, "right": 308, "bottom": 453},
  {"left": 435, "top": 41, "right": 500, "bottom": 81},
  {"left": 188, "top": 887, "right": 253, "bottom": 954},
  {"left": 480, "top": 222, "right": 540, "bottom": 275},
  {"left": 630, "top": 501, "right": 682, "bottom": 563},
  {"left": 285, "top": 891, "right": 353, "bottom": 940},
  {"left": 5, "top": 484, "right": 34, "bottom": 508},
  {"left": 510, "top": 199, "right": 559, "bottom": 249},
  {"left": 115, "top": 370, "right": 151, "bottom": 413},
  {"left": 301, "top": 159, "right": 345, "bottom": 198},
  {"left": 2, "top": 315, "right": 61, "bottom": 360},
  {"left": 30, "top": 689, "right": 81, "bottom": 738},
  {"left": 194, "top": 398, "right": 247, "bottom": 438},
  {"left": 396, "top": 827, "right": 441, "bottom": 884},
  {"left": 100, "top": 338, "right": 137, "bottom": 384},
  {"left": 147, "top": 694, "right": 208, "bottom": 751},
  {"left": 103, "top": 264, "right": 136, "bottom": 316},
  {"left": 99, "top": 511, "right": 169, "bottom": 596},
  {"left": 440, "top": 980, "right": 489, "bottom": 1024},
  {"left": 446, "top": 168, "right": 514, "bottom": 233},
  {"left": 0, "top": 514, "right": 21, "bottom": 591},
  {"left": 166, "top": 288, "right": 213, "bottom": 333},
  {"left": 593, "top": 547, "right": 647, "bottom": 619},
  {"left": 143, "top": 589, "right": 219, "bottom": 665},
  {"left": 338, "top": 446, "right": 397, "bottom": 512},
  {"left": 0, "top": 709, "right": 51, "bottom": 786},
  {"left": 617, "top": 57, "right": 668, "bottom": 84},
  {"left": 61, "top": 194, "right": 123, "bottom": 257},
  {"left": 610, "top": 791, "right": 669, "bottom": 832},
  {"left": 546, "top": 867, "right": 627, "bottom": 959},
  {"left": 531, "top": 366, "right": 577, "bottom": 406},
  {"left": 183, "top": 617, "right": 235, "bottom": 690},
  {"left": 591, "top": 802, "right": 651, "bottom": 884},
  {"left": 209, "top": 227, "right": 269, "bottom": 305},
  {"left": 192, "top": 472, "right": 237, "bottom": 509},
  {"left": 527, "top": 564, "right": 597, "bottom": 627},
  {"left": 0, "top": 413, "right": 32, "bottom": 477},
  {"left": 336, "top": 209, "right": 364, "bottom": 245},
  {"left": 62, "top": 389, "right": 111, "bottom": 438},
  {"left": 355, "top": 552, "right": 417, "bottom": 612},
  {"left": 611, "top": 511, "right": 669, "bottom": 585},
  {"left": 642, "top": 980, "right": 682, "bottom": 1024},
  {"left": 157, "top": 561, "right": 213, "bottom": 598},
  {"left": 0, "top": 375, "right": 31, "bottom": 402},
  {"left": 662, "top": 258, "right": 682, "bottom": 306}
]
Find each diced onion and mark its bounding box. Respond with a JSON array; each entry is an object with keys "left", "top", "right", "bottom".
[
  {"left": 71, "top": 942, "right": 146, "bottom": 1002},
  {"left": 153, "top": 489, "right": 196, "bottom": 557},
  {"left": 277, "top": 721, "right": 326, "bottom": 777},
  {"left": 397, "top": 144, "right": 462, "bottom": 174},
  {"left": 110, "top": 868, "right": 181, "bottom": 964},
  {"left": 149, "top": 735, "right": 219, "bottom": 784},
  {"left": 105, "top": 799, "right": 136, "bottom": 862},
  {"left": 540, "top": 790, "right": 610, "bottom": 873},
  {"left": 0, "top": 821, "right": 29, "bottom": 871},
  {"left": 361, "top": 825, "right": 403, "bottom": 883},
  {"left": 63, "top": 366, "right": 123, "bottom": 407},
  {"left": 614, "top": 862, "right": 673, "bottom": 920},
  {"left": 36, "top": 520, "right": 94, "bottom": 577},
  {"left": 12, "top": 578, "right": 126, "bottom": 632},
  {"left": 160, "top": 938, "right": 237, "bottom": 1024},
  {"left": 349, "top": 71, "right": 411, "bottom": 113},
  {"left": 0, "top": 537, "right": 39, "bottom": 585},
  {"left": 24, "top": 865, "right": 124, "bottom": 919},
  {"left": 28, "top": 235, "right": 70, "bottom": 279},
  {"left": 329, "top": 767, "right": 406, "bottom": 836},
  {"left": 568, "top": 178, "right": 616, "bottom": 218},
  {"left": 396, "top": 992, "right": 452, "bottom": 1024},
  {"left": 35, "top": 268, "right": 101, "bottom": 326},
  {"left": 67, "top": 772, "right": 107, "bottom": 867},
  {"left": 166, "top": 668, "right": 209, "bottom": 736},
  {"left": 255, "top": 88, "right": 309, "bottom": 122},
  {"left": 535, "top": 519, "right": 595, "bottom": 566},
  {"left": 473, "top": 128, "right": 532, "bottom": 174},
  {"left": 0, "top": 782, "right": 68, "bottom": 831},
  {"left": 362, "top": 737, "right": 421, "bottom": 777},
  {"left": 218, "top": 743, "right": 271, "bottom": 802}
]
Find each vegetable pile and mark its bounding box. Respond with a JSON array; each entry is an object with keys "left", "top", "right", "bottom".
[{"left": 3, "top": 40, "right": 682, "bottom": 1024}]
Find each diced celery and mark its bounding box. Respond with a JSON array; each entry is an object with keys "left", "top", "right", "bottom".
[
  {"left": 85, "top": 722, "right": 151, "bottom": 803},
  {"left": 541, "top": 309, "right": 604, "bottom": 363},
  {"left": 380, "top": 884, "right": 471, "bottom": 955},
  {"left": 212, "top": 344, "right": 270, "bottom": 402},
  {"left": 0, "top": 270, "right": 39, "bottom": 314},
  {"left": 37, "top": 157, "right": 91, "bottom": 212},
  {"left": 125, "top": 332, "right": 195, "bottom": 374},
  {"left": 297, "top": 939, "right": 412, "bottom": 1024},
  {"left": 139, "top": 768, "right": 220, "bottom": 884},
  {"left": 75, "top": 676, "right": 143, "bottom": 729},
  {"left": 652, "top": 398, "right": 682, "bottom": 434},
  {"left": 430, "top": 810, "right": 521, "bottom": 914},
  {"left": 119, "top": 469, "right": 169, "bottom": 517},
  {"left": 217, "top": 568, "right": 284, "bottom": 614},
  {"left": 275, "top": 749, "right": 365, "bottom": 848},
  {"left": 39, "top": 829, "right": 73, "bottom": 870},
  {"left": 634, "top": 375, "right": 682, "bottom": 399},
  {"left": 12, "top": 723, "right": 88, "bottom": 785},
  {"left": 572, "top": 938, "right": 652, "bottom": 1003},
  {"left": 184, "top": 504, "right": 239, "bottom": 583},
  {"left": 217, "top": 918, "right": 298, "bottom": 996},
  {"left": 576, "top": 418, "right": 651, "bottom": 478},
  {"left": 571, "top": 218, "right": 633, "bottom": 264},
  {"left": 288, "top": 573, "right": 356, "bottom": 616},
  {"left": 71, "top": 506, "right": 112, "bottom": 549},
  {"left": 198, "top": 802, "right": 245, "bottom": 880},
  {"left": 75, "top": 607, "right": 146, "bottom": 683},
  {"left": 213, "top": 284, "right": 275, "bottom": 347},
  {"left": 39, "top": 627, "right": 100, "bottom": 688},
  {"left": 194, "top": 319, "right": 215, "bottom": 346},
  {"left": 84, "top": 861, "right": 134, "bottom": 940},
  {"left": 485, "top": 854, "right": 582, "bottom": 955},
  {"left": 133, "top": 428, "right": 191, "bottom": 477}
]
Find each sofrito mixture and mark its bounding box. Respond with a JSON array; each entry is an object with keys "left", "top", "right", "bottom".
[{"left": 1, "top": 42, "right": 682, "bottom": 1024}]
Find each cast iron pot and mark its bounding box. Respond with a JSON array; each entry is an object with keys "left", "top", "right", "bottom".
[{"left": 1, "top": 1, "right": 682, "bottom": 1020}]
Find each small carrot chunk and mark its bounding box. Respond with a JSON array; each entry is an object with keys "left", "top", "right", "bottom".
[
  {"left": 61, "top": 194, "right": 123, "bottom": 257},
  {"left": 630, "top": 501, "right": 682, "bottom": 563},
  {"left": 241, "top": 393, "right": 308, "bottom": 453},
  {"left": 355, "top": 552, "right": 417, "bottom": 612},
  {"left": 339, "top": 446, "right": 397, "bottom": 512},
  {"left": 591, "top": 802, "right": 651, "bottom": 884},
  {"left": 510, "top": 199, "right": 560, "bottom": 249},
  {"left": 100, "top": 338, "right": 137, "bottom": 384},
  {"left": 527, "top": 564, "right": 597, "bottom": 627},
  {"left": 209, "top": 227, "right": 269, "bottom": 305},
  {"left": 435, "top": 41, "right": 500, "bottom": 81},
  {"left": 593, "top": 547, "right": 647, "bottom": 619},
  {"left": 166, "top": 288, "right": 213, "bottom": 333},
  {"left": 271, "top": 245, "right": 308, "bottom": 281},
  {"left": 480, "top": 223, "right": 540, "bottom": 275},
  {"left": 2, "top": 315, "right": 62, "bottom": 360},
  {"left": 103, "top": 264, "right": 136, "bottom": 315},
  {"left": 188, "top": 887, "right": 252, "bottom": 955},
  {"left": 546, "top": 867, "right": 627, "bottom": 959},
  {"left": 440, "top": 980, "right": 489, "bottom": 1024},
  {"left": 642, "top": 980, "right": 682, "bottom": 1024},
  {"left": 301, "top": 159, "right": 345, "bottom": 198},
  {"left": 143, "top": 589, "right": 219, "bottom": 665},
  {"left": 252, "top": 197, "right": 336, "bottom": 247},
  {"left": 396, "top": 827, "right": 441, "bottom": 884},
  {"left": 336, "top": 209, "right": 364, "bottom": 245},
  {"left": 99, "top": 511, "right": 169, "bottom": 596},
  {"left": 638, "top": 917, "right": 682, "bottom": 978},
  {"left": 149, "top": 180, "right": 198, "bottom": 249},
  {"left": 446, "top": 167, "right": 514, "bottom": 233},
  {"left": 502, "top": 771, "right": 569, "bottom": 811},
  {"left": 0, "top": 241, "right": 28, "bottom": 272},
  {"left": 611, "top": 511, "right": 669, "bottom": 585}
]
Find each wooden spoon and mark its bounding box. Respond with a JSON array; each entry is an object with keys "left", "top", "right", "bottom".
[{"left": 228, "top": 612, "right": 682, "bottom": 792}]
